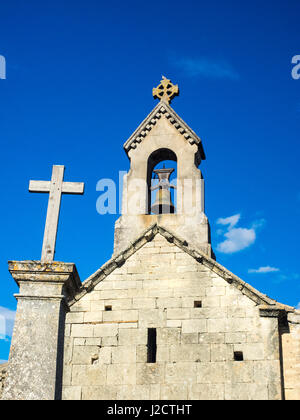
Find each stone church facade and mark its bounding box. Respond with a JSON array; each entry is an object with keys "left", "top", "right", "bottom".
[{"left": 1, "top": 78, "right": 300, "bottom": 400}]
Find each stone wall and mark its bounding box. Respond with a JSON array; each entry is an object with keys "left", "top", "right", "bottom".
[
  {"left": 0, "top": 364, "right": 8, "bottom": 399},
  {"left": 62, "top": 233, "right": 283, "bottom": 400},
  {"left": 282, "top": 312, "right": 300, "bottom": 399}
]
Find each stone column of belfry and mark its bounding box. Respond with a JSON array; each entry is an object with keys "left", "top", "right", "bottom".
[{"left": 1, "top": 262, "right": 81, "bottom": 400}]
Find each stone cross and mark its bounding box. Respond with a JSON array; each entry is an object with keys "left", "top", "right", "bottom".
[
  {"left": 152, "top": 76, "right": 179, "bottom": 104},
  {"left": 29, "top": 165, "right": 84, "bottom": 262}
]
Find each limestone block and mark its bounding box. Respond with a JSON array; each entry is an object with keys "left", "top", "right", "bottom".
[
  {"left": 100, "top": 337, "right": 116, "bottom": 348},
  {"left": 207, "top": 318, "right": 227, "bottom": 333},
  {"left": 227, "top": 318, "right": 254, "bottom": 333},
  {"left": 136, "top": 345, "right": 147, "bottom": 362},
  {"left": 160, "top": 383, "right": 188, "bottom": 400},
  {"left": 72, "top": 346, "right": 101, "bottom": 365},
  {"left": 103, "top": 309, "right": 138, "bottom": 323},
  {"left": 191, "top": 308, "right": 225, "bottom": 319},
  {"left": 118, "top": 328, "right": 148, "bottom": 346},
  {"left": 188, "top": 383, "right": 224, "bottom": 400},
  {"left": 285, "top": 388, "right": 300, "bottom": 400},
  {"left": 197, "top": 362, "right": 226, "bottom": 384},
  {"left": 73, "top": 338, "right": 85, "bottom": 346},
  {"left": 260, "top": 317, "right": 280, "bottom": 361},
  {"left": 111, "top": 346, "right": 136, "bottom": 364},
  {"left": 246, "top": 332, "right": 262, "bottom": 343},
  {"left": 199, "top": 333, "right": 225, "bottom": 344},
  {"left": 174, "top": 287, "right": 206, "bottom": 297},
  {"left": 181, "top": 333, "right": 199, "bottom": 344},
  {"left": 70, "top": 300, "right": 91, "bottom": 313},
  {"left": 136, "top": 363, "right": 164, "bottom": 385},
  {"left": 253, "top": 361, "right": 281, "bottom": 385},
  {"left": 107, "top": 364, "right": 136, "bottom": 385},
  {"left": 205, "top": 286, "right": 226, "bottom": 297},
  {"left": 93, "top": 323, "right": 118, "bottom": 337},
  {"left": 90, "top": 301, "right": 105, "bottom": 311},
  {"left": 83, "top": 311, "right": 103, "bottom": 323},
  {"left": 65, "top": 324, "right": 71, "bottom": 337},
  {"left": 170, "top": 344, "right": 210, "bottom": 362},
  {"left": 225, "top": 383, "right": 268, "bottom": 400},
  {"left": 267, "top": 382, "right": 282, "bottom": 400},
  {"left": 225, "top": 361, "right": 254, "bottom": 383},
  {"left": 117, "top": 385, "right": 150, "bottom": 400},
  {"left": 220, "top": 295, "right": 239, "bottom": 308},
  {"left": 62, "top": 366, "right": 72, "bottom": 386},
  {"left": 165, "top": 362, "right": 197, "bottom": 384},
  {"left": 227, "top": 307, "right": 246, "bottom": 318},
  {"left": 62, "top": 386, "right": 82, "bottom": 400},
  {"left": 150, "top": 384, "right": 161, "bottom": 399},
  {"left": 157, "top": 328, "right": 181, "bottom": 345},
  {"left": 211, "top": 344, "right": 232, "bottom": 362},
  {"left": 167, "top": 308, "right": 190, "bottom": 320},
  {"left": 71, "top": 324, "right": 94, "bottom": 338},
  {"left": 225, "top": 332, "right": 247, "bottom": 344},
  {"left": 156, "top": 297, "right": 182, "bottom": 308},
  {"left": 148, "top": 288, "right": 174, "bottom": 298},
  {"left": 85, "top": 338, "right": 102, "bottom": 346},
  {"left": 103, "top": 298, "right": 133, "bottom": 310},
  {"left": 81, "top": 386, "right": 118, "bottom": 400},
  {"left": 234, "top": 343, "right": 265, "bottom": 361},
  {"left": 202, "top": 296, "right": 220, "bottom": 308},
  {"left": 118, "top": 322, "right": 138, "bottom": 329},
  {"left": 65, "top": 312, "right": 84, "bottom": 324},
  {"left": 182, "top": 319, "right": 207, "bottom": 334},
  {"left": 182, "top": 297, "right": 204, "bottom": 308},
  {"left": 132, "top": 298, "right": 156, "bottom": 309},
  {"left": 72, "top": 365, "right": 107, "bottom": 386},
  {"left": 167, "top": 320, "right": 182, "bottom": 328},
  {"left": 156, "top": 346, "right": 170, "bottom": 362},
  {"left": 139, "top": 309, "right": 166, "bottom": 328}
]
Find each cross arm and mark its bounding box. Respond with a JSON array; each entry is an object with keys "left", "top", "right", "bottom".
[
  {"left": 62, "top": 182, "right": 85, "bottom": 195},
  {"left": 29, "top": 180, "right": 51, "bottom": 193}
]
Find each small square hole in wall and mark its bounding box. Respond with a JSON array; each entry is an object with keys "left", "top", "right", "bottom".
[
  {"left": 194, "top": 301, "right": 202, "bottom": 308},
  {"left": 105, "top": 305, "right": 112, "bottom": 311},
  {"left": 234, "top": 351, "right": 244, "bottom": 361}
]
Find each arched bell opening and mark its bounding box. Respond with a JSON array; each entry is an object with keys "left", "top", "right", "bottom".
[{"left": 146, "top": 148, "right": 177, "bottom": 215}]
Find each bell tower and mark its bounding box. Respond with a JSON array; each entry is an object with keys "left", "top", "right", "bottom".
[{"left": 114, "top": 77, "right": 213, "bottom": 257}]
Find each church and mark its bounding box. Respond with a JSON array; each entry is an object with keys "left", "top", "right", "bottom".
[{"left": 1, "top": 77, "right": 299, "bottom": 400}]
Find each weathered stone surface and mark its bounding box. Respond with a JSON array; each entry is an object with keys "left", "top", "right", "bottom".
[
  {"left": 2, "top": 261, "right": 80, "bottom": 401},
  {"left": 60, "top": 234, "right": 291, "bottom": 400},
  {"left": 0, "top": 364, "right": 7, "bottom": 399}
]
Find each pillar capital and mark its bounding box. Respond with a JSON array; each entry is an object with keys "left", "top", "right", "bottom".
[{"left": 8, "top": 261, "right": 81, "bottom": 306}]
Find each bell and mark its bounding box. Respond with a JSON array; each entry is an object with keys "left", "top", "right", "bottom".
[
  {"left": 151, "top": 188, "right": 175, "bottom": 215},
  {"left": 150, "top": 167, "right": 176, "bottom": 215}
]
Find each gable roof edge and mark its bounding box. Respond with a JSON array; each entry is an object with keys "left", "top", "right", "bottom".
[{"left": 123, "top": 101, "right": 206, "bottom": 160}]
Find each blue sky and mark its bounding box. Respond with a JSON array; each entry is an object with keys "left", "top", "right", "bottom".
[{"left": 0, "top": 0, "right": 299, "bottom": 361}]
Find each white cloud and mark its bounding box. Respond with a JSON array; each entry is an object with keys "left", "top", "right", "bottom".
[
  {"left": 173, "top": 56, "right": 240, "bottom": 80},
  {"left": 217, "top": 227, "right": 256, "bottom": 254},
  {"left": 0, "top": 360, "right": 8, "bottom": 364},
  {"left": 248, "top": 266, "right": 280, "bottom": 274},
  {"left": 0, "top": 306, "right": 16, "bottom": 340},
  {"left": 216, "top": 214, "right": 263, "bottom": 254},
  {"left": 217, "top": 214, "right": 240, "bottom": 230}
]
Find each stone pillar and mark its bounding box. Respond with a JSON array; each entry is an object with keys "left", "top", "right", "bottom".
[{"left": 1, "top": 261, "right": 81, "bottom": 400}]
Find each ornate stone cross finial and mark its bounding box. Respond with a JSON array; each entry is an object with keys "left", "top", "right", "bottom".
[
  {"left": 152, "top": 76, "right": 179, "bottom": 104},
  {"left": 29, "top": 165, "right": 84, "bottom": 262}
]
